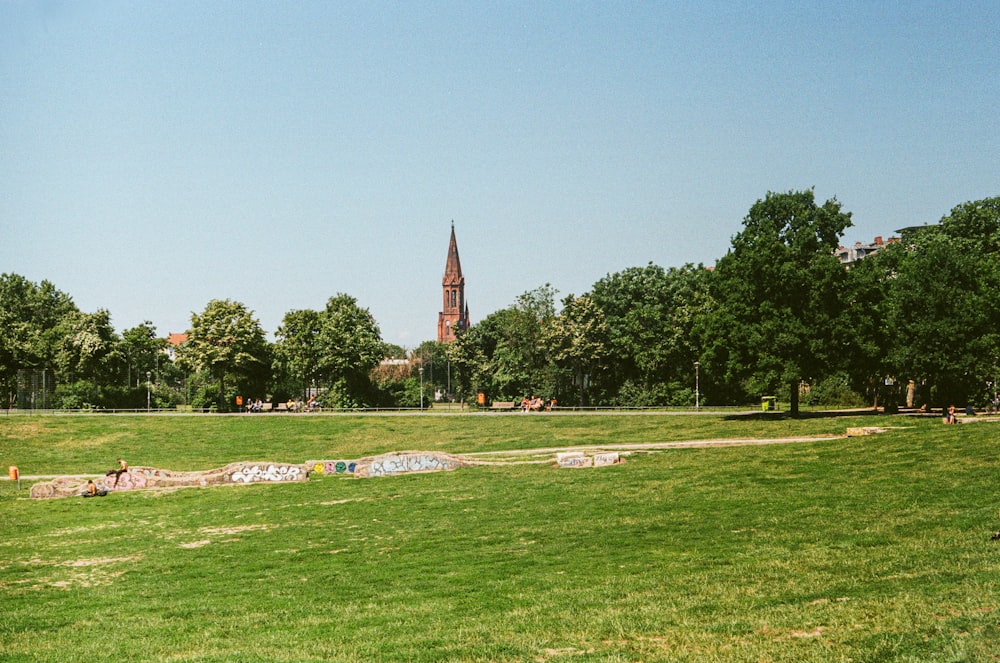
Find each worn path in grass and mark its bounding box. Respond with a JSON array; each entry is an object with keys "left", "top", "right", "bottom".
[{"left": 462, "top": 434, "right": 845, "bottom": 464}]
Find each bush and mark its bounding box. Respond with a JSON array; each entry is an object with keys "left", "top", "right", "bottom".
[
  {"left": 52, "top": 381, "right": 97, "bottom": 410},
  {"left": 801, "top": 374, "right": 867, "bottom": 407}
]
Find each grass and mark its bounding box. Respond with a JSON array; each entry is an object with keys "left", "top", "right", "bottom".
[{"left": 1, "top": 412, "right": 999, "bottom": 661}]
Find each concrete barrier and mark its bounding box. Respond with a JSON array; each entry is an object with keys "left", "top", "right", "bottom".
[{"left": 29, "top": 462, "right": 309, "bottom": 499}]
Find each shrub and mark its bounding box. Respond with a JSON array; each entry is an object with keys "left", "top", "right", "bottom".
[{"left": 802, "top": 373, "right": 867, "bottom": 407}]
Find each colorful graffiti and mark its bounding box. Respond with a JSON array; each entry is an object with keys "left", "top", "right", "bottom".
[{"left": 311, "top": 461, "right": 358, "bottom": 475}]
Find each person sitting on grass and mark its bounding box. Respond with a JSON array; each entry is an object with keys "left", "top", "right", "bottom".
[
  {"left": 82, "top": 479, "right": 108, "bottom": 497},
  {"left": 943, "top": 405, "right": 958, "bottom": 424}
]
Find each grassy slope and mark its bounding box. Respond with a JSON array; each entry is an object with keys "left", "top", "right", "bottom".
[
  {"left": 1, "top": 413, "right": 998, "bottom": 662},
  {"left": 1, "top": 412, "right": 864, "bottom": 474}
]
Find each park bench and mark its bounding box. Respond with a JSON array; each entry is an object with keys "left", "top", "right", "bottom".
[{"left": 489, "top": 401, "right": 516, "bottom": 411}]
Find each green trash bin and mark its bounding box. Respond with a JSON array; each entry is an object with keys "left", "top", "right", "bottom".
[{"left": 761, "top": 396, "right": 776, "bottom": 412}]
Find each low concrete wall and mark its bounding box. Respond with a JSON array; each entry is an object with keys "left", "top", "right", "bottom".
[
  {"left": 353, "top": 451, "right": 469, "bottom": 478},
  {"left": 29, "top": 462, "right": 308, "bottom": 499}
]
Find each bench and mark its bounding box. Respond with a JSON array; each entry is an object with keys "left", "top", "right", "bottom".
[{"left": 489, "top": 401, "right": 516, "bottom": 410}]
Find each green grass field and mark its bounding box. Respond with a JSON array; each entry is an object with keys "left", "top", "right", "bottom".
[{"left": 1, "top": 412, "right": 998, "bottom": 661}]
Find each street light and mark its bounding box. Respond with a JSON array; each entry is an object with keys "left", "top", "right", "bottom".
[
  {"left": 694, "top": 361, "right": 701, "bottom": 411},
  {"left": 419, "top": 366, "right": 424, "bottom": 412},
  {"left": 146, "top": 371, "right": 152, "bottom": 412}
]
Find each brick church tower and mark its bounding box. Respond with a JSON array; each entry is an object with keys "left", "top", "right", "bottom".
[{"left": 437, "top": 223, "right": 470, "bottom": 343}]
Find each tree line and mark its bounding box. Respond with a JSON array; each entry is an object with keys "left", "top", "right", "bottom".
[
  {"left": 3, "top": 190, "right": 998, "bottom": 412},
  {"left": 451, "top": 191, "right": 1000, "bottom": 413}
]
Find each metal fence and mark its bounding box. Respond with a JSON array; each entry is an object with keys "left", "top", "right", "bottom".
[{"left": 15, "top": 369, "right": 55, "bottom": 410}]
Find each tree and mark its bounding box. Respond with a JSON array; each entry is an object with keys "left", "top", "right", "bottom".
[
  {"left": 706, "top": 189, "right": 854, "bottom": 414},
  {"left": 273, "top": 309, "right": 323, "bottom": 401},
  {"left": 314, "top": 294, "right": 385, "bottom": 408},
  {"left": 449, "top": 285, "right": 558, "bottom": 403},
  {"left": 544, "top": 294, "right": 610, "bottom": 406},
  {"left": 55, "top": 309, "right": 119, "bottom": 387},
  {"left": 839, "top": 242, "right": 900, "bottom": 407},
  {"left": 883, "top": 199, "right": 1000, "bottom": 406},
  {"left": 178, "top": 299, "right": 270, "bottom": 411},
  {"left": 119, "top": 321, "right": 166, "bottom": 388},
  {"left": 0, "top": 274, "right": 78, "bottom": 406},
  {"left": 589, "top": 263, "right": 714, "bottom": 406},
  {"left": 411, "top": 340, "right": 451, "bottom": 402}
]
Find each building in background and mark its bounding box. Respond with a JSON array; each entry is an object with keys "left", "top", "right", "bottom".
[
  {"left": 437, "top": 223, "right": 470, "bottom": 343},
  {"left": 835, "top": 235, "right": 899, "bottom": 266}
]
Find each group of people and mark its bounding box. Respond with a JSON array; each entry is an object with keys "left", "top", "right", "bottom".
[
  {"left": 240, "top": 395, "right": 320, "bottom": 413},
  {"left": 82, "top": 457, "right": 128, "bottom": 497},
  {"left": 520, "top": 395, "right": 555, "bottom": 412}
]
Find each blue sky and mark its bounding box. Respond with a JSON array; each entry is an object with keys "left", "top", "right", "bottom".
[{"left": 2, "top": 1, "right": 998, "bottom": 346}]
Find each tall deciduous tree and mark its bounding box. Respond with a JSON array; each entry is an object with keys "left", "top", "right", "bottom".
[
  {"left": 55, "top": 309, "right": 119, "bottom": 388},
  {"left": 885, "top": 197, "right": 1000, "bottom": 406},
  {"left": 178, "top": 299, "right": 270, "bottom": 411},
  {"left": 119, "top": 321, "right": 166, "bottom": 388},
  {"left": 449, "top": 285, "right": 558, "bottom": 403},
  {"left": 273, "top": 309, "right": 323, "bottom": 401},
  {"left": 544, "top": 294, "right": 610, "bottom": 406},
  {"left": 314, "top": 294, "right": 385, "bottom": 408},
  {"left": 707, "top": 189, "right": 853, "bottom": 414},
  {"left": 589, "top": 263, "right": 714, "bottom": 405},
  {"left": 0, "top": 274, "right": 77, "bottom": 405}
]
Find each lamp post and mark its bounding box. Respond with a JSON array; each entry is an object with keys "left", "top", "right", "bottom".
[
  {"left": 146, "top": 371, "right": 152, "bottom": 412},
  {"left": 694, "top": 361, "right": 700, "bottom": 411},
  {"left": 419, "top": 366, "right": 424, "bottom": 412}
]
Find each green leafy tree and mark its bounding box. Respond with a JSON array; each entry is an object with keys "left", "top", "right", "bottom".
[
  {"left": 273, "top": 309, "right": 323, "bottom": 401},
  {"left": 412, "top": 340, "right": 451, "bottom": 401},
  {"left": 314, "top": 294, "right": 385, "bottom": 408},
  {"left": 589, "top": 263, "right": 714, "bottom": 406},
  {"left": 839, "top": 242, "right": 901, "bottom": 407},
  {"left": 0, "top": 274, "right": 78, "bottom": 406},
  {"left": 178, "top": 299, "right": 270, "bottom": 411},
  {"left": 119, "top": 321, "right": 166, "bottom": 388},
  {"left": 544, "top": 294, "right": 610, "bottom": 406},
  {"left": 884, "top": 198, "right": 1000, "bottom": 406},
  {"left": 449, "top": 285, "right": 558, "bottom": 403},
  {"left": 55, "top": 309, "right": 119, "bottom": 387},
  {"left": 706, "top": 189, "right": 854, "bottom": 413}
]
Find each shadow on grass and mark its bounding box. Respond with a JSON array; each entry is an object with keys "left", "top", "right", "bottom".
[{"left": 723, "top": 408, "right": 882, "bottom": 421}]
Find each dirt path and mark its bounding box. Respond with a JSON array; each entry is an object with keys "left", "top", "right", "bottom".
[{"left": 460, "top": 435, "right": 842, "bottom": 464}]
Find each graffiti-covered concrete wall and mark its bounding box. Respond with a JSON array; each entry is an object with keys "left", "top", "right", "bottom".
[
  {"left": 308, "top": 452, "right": 468, "bottom": 478},
  {"left": 556, "top": 451, "right": 621, "bottom": 468},
  {"left": 354, "top": 451, "right": 468, "bottom": 478},
  {"left": 29, "top": 462, "right": 308, "bottom": 499}
]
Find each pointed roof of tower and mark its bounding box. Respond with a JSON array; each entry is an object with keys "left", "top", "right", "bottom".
[{"left": 443, "top": 221, "right": 463, "bottom": 282}]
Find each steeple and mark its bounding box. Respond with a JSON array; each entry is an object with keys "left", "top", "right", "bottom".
[
  {"left": 438, "top": 222, "right": 470, "bottom": 343},
  {"left": 443, "top": 221, "right": 463, "bottom": 283}
]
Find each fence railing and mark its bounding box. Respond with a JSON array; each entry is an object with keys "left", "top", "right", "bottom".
[{"left": 2, "top": 404, "right": 757, "bottom": 416}]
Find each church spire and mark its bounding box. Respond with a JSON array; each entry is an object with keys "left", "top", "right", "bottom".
[
  {"left": 438, "top": 222, "right": 469, "bottom": 343},
  {"left": 443, "top": 220, "right": 463, "bottom": 283}
]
